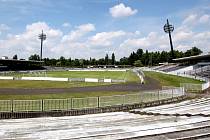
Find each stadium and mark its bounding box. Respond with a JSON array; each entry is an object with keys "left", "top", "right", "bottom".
[
  {"left": 1, "top": 1, "right": 210, "bottom": 140},
  {"left": 0, "top": 50, "right": 210, "bottom": 139}
]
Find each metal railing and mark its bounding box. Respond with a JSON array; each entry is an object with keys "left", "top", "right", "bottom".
[{"left": 0, "top": 87, "right": 184, "bottom": 112}]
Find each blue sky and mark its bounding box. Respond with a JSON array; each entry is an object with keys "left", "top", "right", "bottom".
[{"left": 0, "top": 0, "right": 210, "bottom": 59}]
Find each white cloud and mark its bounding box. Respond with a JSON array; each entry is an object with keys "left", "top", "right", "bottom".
[
  {"left": 135, "top": 31, "right": 141, "bottom": 35},
  {"left": 175, "top": 44, "right": 192, "bottom": 51},
  {"left": 88, "top": 31, "right": 126, "bottom": 47},
  {"left": 182, "top": 14, "right": 198, "bottom": 25},
  {"left": 0, "top": 22, "right": 63, "bottom": 58},
  {"left": 173, "top": 31, "right": 194, "bottom": 42},
  {"left": 0, "top": 24, "right": 10, "bottom": 31},
  {"left": 0, "top": 24, "right": 10, "bottom": 35},
  {"left": 182, "top": 13, "right": 210, "bottom": 27},
  {"left": 62, "top": 23, "right": 95, "bottom": 42},
  {"left": 62, "top": 22, "right": 71, "bottom": 27},
  {"left": 109, "top": 3, "right": 138, "bottom": 18},
  {"left": 199, "top": 14, "right": 210, "bottom": 24},
  {"left": 173, "top": 29, "right": 210, "bottom": 53},
  {"left": 120, "top": 32, "right": 167, "bottom": 50}
]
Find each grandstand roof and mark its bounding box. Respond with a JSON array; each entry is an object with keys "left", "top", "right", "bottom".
[{"left": 173, "top": 53, "right": 210, "bottom": 62}]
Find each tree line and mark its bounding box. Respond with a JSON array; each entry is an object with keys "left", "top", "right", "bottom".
[{"left": 27, "top": 47, "right": 202, "bottom": 67}]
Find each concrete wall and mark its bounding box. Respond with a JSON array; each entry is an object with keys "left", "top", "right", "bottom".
[
  {"left": 104, "top": 79, "right": 112, "bottom": 83},
  {"left": 84, "top": 78, "right": 99, "bottom": 82},
  {"left": 0, "top": 76, "right": 13, "bottom": 80},
  {"left": 21, "top": 77, "right": 69, "bottom": 82},
  {"left": 68, "top": 69, "right": 127, "bottom": 72}
]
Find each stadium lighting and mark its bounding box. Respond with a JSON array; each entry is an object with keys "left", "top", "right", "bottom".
[
  {"left": 164, "top": 19, "right": 174, "bottom": 60},
  {"left": 38, "top": 30, "right": 46, "bottom": 61}
]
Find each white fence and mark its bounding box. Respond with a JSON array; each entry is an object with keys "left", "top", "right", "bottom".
[
  {"left": 84, "top": 78, "right": 99, "bottom": 83},
  {"left": 104, "top": 79, "right": 112, "bottom": 83},
  {"left": 0, "top": 76, "right": 14, "bottom": 80},
  {"left": 21, "top": 77, "right": 69, "bottom": 82},
  {"left": 0, "top": 76, "right": 123, "bottom": 83},
  {"left": 68, "top": 69, "right": 127, "bottom": 72}
]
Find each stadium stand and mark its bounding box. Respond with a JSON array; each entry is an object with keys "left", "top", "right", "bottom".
[
  {"left": 0, "top": 59, "right": 44, "bottom": 71},
  {"left": 1, "top": 111, "right": 210, "bottom": 139},
  {"left": 193, "top": 65, "right": 210, "bottom": 78},
  {"left": 131, "top": 97, "right": 210, "bottom": 116},
  {"left": 151, "top": 54, "right": 210, "bottom": 77}
]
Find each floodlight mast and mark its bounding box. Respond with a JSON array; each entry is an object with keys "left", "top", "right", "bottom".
[
  {"left": 38, "top": 30, "right": 46, "bottom": 61},
  {"left": 164, "top": 19, "right": 174, "bottom": 60}
]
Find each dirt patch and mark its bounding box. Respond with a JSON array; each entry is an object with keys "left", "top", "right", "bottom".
[{"left": 0, "top": 76, "right": 161, "bottom": 95}]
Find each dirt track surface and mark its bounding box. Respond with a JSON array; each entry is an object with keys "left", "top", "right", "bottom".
[{"left": 0, "top": 77, "right": 161, "bottom": 95}]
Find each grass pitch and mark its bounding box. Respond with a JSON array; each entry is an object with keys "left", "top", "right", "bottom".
[
  {"left": 46, "top": 71, "right": 126, "bottom": 79},
  {"left": 144, "top": 71, "right": 204, "bottom": 87},
  {"left": 0, "top": 70, "right": 139, "bottom": 89},
  {"left": 45, "top": 70, "right": 139, "bottom": 82},
  {"left": 0, "top": 80, "right": 111, "bottom": 88},
  {"left": 5, "top": 70, "right": 136, "bottom": 79}
]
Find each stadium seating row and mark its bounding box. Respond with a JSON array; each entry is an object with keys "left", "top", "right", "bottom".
[{"left": 0, "top": 112, "right": 209, "bottom": 139}]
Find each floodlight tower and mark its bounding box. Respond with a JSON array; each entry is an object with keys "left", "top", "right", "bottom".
[
  {"left": 38, "top": 30, "right": 46, "bottom": 61},
  {"left": 164, "top": 19, "right": 175, "bottom": 60}
]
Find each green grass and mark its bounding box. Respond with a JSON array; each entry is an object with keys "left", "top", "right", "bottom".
[
  {"left": 124, "top": 70, "right": 140, "bottom": 82},
  {"left": 46, "top": 71, "right": 126, "bottom": 79},
  {"left": 44, "top": 70, "right": 139, "bottom": 82},
  {"left": 0, "top": 91, "right": 133, "bottom": 100},
  {"left": 0, "top": 70, "right": 139, "bottom": 88},
  {"left": 3, "top": 70, "right": 136, "bottom": 80},
  {"left": 0, "top": 80, "right": 113, "bottom": 88},
  {"left": 144, "top": 71, "right": 204, "bottom": 87}
]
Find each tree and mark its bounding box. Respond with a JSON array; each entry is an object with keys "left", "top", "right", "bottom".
[
  {"left": 13, "top": 54, "right": 18, "bottom": 60},
  {"left": 105, "top": 54, "right": 109, "bottom": 65},
  {"left": 160, "top": 51, "right": 169, "bottom": 63},
  {"left": 90, "top": 58, "right": 96, "bottom": 65},
  {"left": 133, "top": 60, "right": 143, "bottom": 67},
  {"left": 128, "top": 52, "right": 138, "bottom": 65},
  {"left": 120, "top": 57, "right": 129, "bottom": 65},
  {"left": 59, "top": 56, "right": 66, "bottom": 66},
  {"left": 74, "top": 59, "right": 80, "bottom": 66},
  {"left": 111, "top": 53, "right": 115, "bottom": 65},
  {"left": 28, "top": 46, "right": 203, "bottom": 67},
  {"left": 184, "top": 47, "right": 202, "bottom": 57},
  {"left": 79, "top": 59, "right": 84, "bottom": 67},
  {"left": 136, "top": 49, "right": 143, "bottom": 59},
  {"left": 98, "top": 58, "right": 105, "bottom": 65},
  {"left": 66, "top": 58, "right": 72, "bottom": 67},
  {"left": 142, "top": 50, "right": 149, "bottom": 66},
  {"left": 29, "top": 54, "right": 40, "bottom": 61}
]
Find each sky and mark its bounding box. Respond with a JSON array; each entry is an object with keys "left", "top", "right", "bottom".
[{"left": 0, "top": 0, "right": 210, "bottom": 60}]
